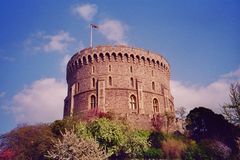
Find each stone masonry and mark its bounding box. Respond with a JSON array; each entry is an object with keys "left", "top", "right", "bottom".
[{"left": 64, "top": 45, "right": 175, "bottom": 129}]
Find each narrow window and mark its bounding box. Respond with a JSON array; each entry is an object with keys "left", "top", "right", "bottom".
[
  {"left": 153, "top": 98, "right": 159, "bottom": 113},
  {"left": 92, "top": 66, "right": 95, "bottom": 73},
  {"left": 109, "top": 65, "right": 112, "bottom": 72},
  {"left": 109, "top": 76, "right": 112, "bottom": 86},
  {"left": 90, "top": 95, "right": 96, "bottom": 109},
  {"left": 131, "top": 77, "right": 134, "bottom": 87},
  {"left": 130, "top": 66, "right": 133, "bottom": 73},
  {"left": 152, "top": 82, "right": 155, "bottom": 90},
  {"left": 130, "top": 95, "right": 137, "bottom": 110},
  {"left": 77, "top": 82, "right": 80, "bottom": 92},
  {"left": 92, "top": 78, "right": 95, "bottom": 87},
  {"left": 152, "top": 70, "right": 154, "bottom": 76}
]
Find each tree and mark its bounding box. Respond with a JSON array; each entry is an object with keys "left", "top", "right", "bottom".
[
  {"left": 45, "top": 129, "right": 108, "bottom": 160},
  {"left": 165, "top": 112, "right": 175, "bottom": 133},
  {"left": 186, "top": 107, "right": 240, "bottom": 154},
  {"left": 125, "top": 130, "right": 150, "bottom": 158},
  {"left": 0, "top": 124, "right": 54, "bottom": 160},
  {"left": 222, "top": 82, "right": 240, "bottom": 126},
  {"left": 87, "top": 118, "right": 128, "bottom": 155},
  {"left": 175, "top": 107, "right": 187, "bottom": 120}
]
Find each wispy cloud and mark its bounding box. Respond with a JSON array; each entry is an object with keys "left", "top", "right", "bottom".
[
  {"left": 99, "top": 19, "right": 128, "bottom": 44},
  {"left": 5, "top": 78, "right": 66, "bottom": 123},
  {"left": 24, "top": 31, "right": 75, "bottom": 54},
  {"left": 171, "top": 66, "right": 240, "bottom": 113},
  {"left": 72, "top": 3, "right": 97, "bottom": 21}
]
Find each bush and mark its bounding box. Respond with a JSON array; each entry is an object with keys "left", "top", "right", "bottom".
[
  {"left": 50, "top": 118, "right": 78, "bottom": 136},
  {"left": 75, "top": 121, "right": 92, "bottom": 140},
  {"left": 162, "top": 137, "right": 186, "bottom": 159},
  {"left": 87, "top": 118, "right": 128, "bottom": 155},
  {"left": 201, "top": 140, "right": 232, "bottom": 160},
  {"left": 46, "top": 129, "right": 108, "bottom": 160},
  {"left": 148, "top": 131, "right": 164, "bottom": 148},
  {"left": 125, "top": 130, "right": 150, "bottom": 158},
  {"left": 0, "top": 124, "right": 54, "bottom": 160},
  {"left": 184, "top": 140, "right": 211, "bottom": 160},
  {"left": 143, "top": 148, "right": 163, "bottom": 159}
]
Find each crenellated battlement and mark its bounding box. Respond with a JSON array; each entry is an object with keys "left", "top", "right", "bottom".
[{"left": 67, "top": 45, "right": 170, "bottom": 74}]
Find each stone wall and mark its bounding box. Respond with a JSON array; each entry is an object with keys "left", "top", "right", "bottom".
[{"left": 63, "top": 45, "right": 175, "bottom": 128}]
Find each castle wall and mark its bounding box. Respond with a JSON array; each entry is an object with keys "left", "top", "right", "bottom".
[{"left": 64, "top": 45, "right": 174, "bottom": 120}]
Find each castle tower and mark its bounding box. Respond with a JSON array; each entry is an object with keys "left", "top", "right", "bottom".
[{"left": 64, "top": 45, "right": 174, "bottom": 122}]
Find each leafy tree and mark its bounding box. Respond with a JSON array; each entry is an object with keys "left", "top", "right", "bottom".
[
  {"left": 186, "top": 107, "right": 240, "bottom": 153},
  {"left": 222, "top": 82, "right": 240, "bottom": 126},
  {"left": 148, "top": 131, "right": 164, "bottom": 148},
  {"left": 0, "top": 124, "right": 54, "bottom": 160},
  {"left": 183, "top": 140, "right": 211, "bottom": 160},
  {"left": 75, "top": 121, "right": 92, "bottom": 140},
  {"left": 50, "top": 117, "right": 78, "bottom": 137},
  {"left": 125, "top": 130, "right": 150, "bottom": 158},
  {"left": 87, "top": 118, "right": 128, "bottom": 155},
  {"left": 45, "top": 129, "right": 108, "bottom": 160}
]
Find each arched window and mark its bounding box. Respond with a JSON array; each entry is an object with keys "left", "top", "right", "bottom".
[
  {"left": 109, "top": 76, "right": 112, "bottom": 86},
  {"left": 92, "top": 78, "right": 95, "bottom": 87},
  {"left": 130, "top": 95, "right": 137, "bottom": 110},
  {"left": 83, "top": 56, "right": 87, "bottom": 65},
  {"left": 152, "top": 82, "right": 155, "bottom": 90},
  {"left": 153, "top": 98, "right": 159, "bottom": 113},
  {"left": 131, "top": 77, "right": 134, "bottom": 87},
  {"left": 90, "top": 95, "right": 96, "bottom": 109}
]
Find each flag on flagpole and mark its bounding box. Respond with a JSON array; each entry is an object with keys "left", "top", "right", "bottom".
[
  {"left": 90, "top": 24, "right": 98, "bottom": 47},
  {"left": 91, "top": 24, "right": 98, "bottom": 29}
]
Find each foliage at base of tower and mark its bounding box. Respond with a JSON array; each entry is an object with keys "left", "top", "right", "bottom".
[
  {"left": 0, "top": 124, "right": 54, "bottom": 160},
  {"left": 45, "top": 129, "right": 108, "bottom": 160},
  {"left": 161, "top": 137, "right": 186, "bottom": 159}
]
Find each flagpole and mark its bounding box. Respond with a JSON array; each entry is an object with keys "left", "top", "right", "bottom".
[{"left": 90, "top": 24, "right": 93, "bottom": 48}]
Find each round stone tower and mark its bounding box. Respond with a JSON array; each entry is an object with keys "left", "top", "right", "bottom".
[{"left": 64, "top": 45, "right": 174, "bottom": 121}]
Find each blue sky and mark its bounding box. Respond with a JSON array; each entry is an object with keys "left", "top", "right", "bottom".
[{"left": 0, "top": 0, "right": 239, "bottom": 133}]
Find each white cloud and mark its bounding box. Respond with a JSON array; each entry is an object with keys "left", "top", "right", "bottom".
[
  {"left": 171, "top": 67, "right": 240, "bottom": 113},
  {"left": 43, "top": 31, "right": 75, "bottom": 52},
  {"left": 24, "top": 31, "right": 75, "bottom": 53},
  {"left": 73, "top": 3, "right": 97, "bottom": 21},
  {"left": 99, "top": 19, "right": 128, "bottom": 44},
  {"left": 7, "top": 78, "right": 67, "bottom": 123}
]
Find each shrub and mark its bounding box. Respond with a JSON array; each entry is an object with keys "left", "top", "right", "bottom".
[
  {"left": 45, "top": 129, "right": 108, "bottom": 160},
  {"left": 75, "top": 121, "right": 92, "bottom": 140},
  {"left": 143, "top": 148, "right": 163, "bottom": 159},
  {"left": 125, "top": 130, "right": 150, "bottom": 158},
  {"left": 50, "top": 118, "right": 78, "bottom": 136},
  {"left": 148, "top": 131, "right": 164, "bottom": 148},
  {"left": 87, "top": 118, "right": 128, "bottom": 155},
  {"left": 162, "top": 137, "right": 186, "bottom": 159},
  {"left": 184, "top": 140, "right": 211, "bottom": 160},
  {"left": 202, "top": 140, "right": 232, "bottom": 160},
  {"left": 0, "top": 124, "right": 54, "bottom": 160}
]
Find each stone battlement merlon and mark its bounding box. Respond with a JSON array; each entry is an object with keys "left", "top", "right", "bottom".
[{"left": 67, "top": 45, "right": 170, "bottom": 74}]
